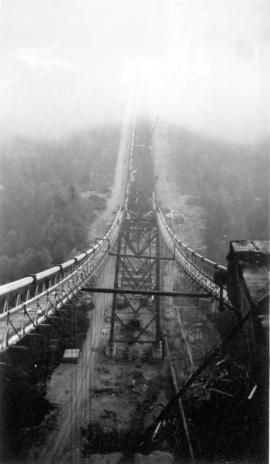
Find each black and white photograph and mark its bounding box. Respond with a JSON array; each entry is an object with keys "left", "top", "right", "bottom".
[{"left": 0, "top": 1, "right": 269, "bottom": 463}]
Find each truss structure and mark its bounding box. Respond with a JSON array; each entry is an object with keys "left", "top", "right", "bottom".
[{"left": 109, "top": 205, "right": 161, "bottom": 346}]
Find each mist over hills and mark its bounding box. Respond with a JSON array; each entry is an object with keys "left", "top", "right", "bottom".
[
  {"left": 166, "top": 124, "right": 269, "bottom": 264},
  {"left": 0, "top": 122, "right": 269, "bottom": 283},
  {"left": 0, "top": 126, "right": 120, "bottom": 283}
]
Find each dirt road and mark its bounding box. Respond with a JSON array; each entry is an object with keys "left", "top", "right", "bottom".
[
  {"left": 152, "top": 122, "right": 205, "bottom": 250},
  {"left": 28, "top": 113, "right": 132, "bottom": 463},
  {"left": 88, "top": 107, "right": 131, "bottom": 242},
  {"left": 33, "top": 258, "right": 115, "bottom": 463}
]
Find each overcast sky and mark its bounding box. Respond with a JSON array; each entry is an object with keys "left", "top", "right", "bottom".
[{"left": 0, "top": 0, "right": 269, "bottom": 142}]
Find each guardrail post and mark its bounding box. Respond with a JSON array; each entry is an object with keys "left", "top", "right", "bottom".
[{"left": 218, "top": 285, "right": 225, "bottom": 311}]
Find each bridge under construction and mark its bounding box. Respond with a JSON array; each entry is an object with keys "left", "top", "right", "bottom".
[{"left": 0, "top": 120, "right": 268, "bottom": 463}]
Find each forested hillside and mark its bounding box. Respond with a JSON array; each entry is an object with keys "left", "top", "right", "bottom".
[
  {"left": 0, "top": 126, "right": 119, "bottom": 283},
  {"left": 167, "top": 125, "right": 269, "bottom": 264}
]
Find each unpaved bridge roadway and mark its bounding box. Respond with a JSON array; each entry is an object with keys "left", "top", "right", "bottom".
[
  {"left": 29, "top": 112, "right": 132, "bottom": 463},
  {"left": 34, "top": 258, "right": 115, "bottom": 463}
]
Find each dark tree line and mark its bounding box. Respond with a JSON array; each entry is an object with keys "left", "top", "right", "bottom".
[
  {"left": 167, "top": 125, "right": 269, "bottom": 264},
  {"left": 0, "top": 126, "right": 119, "bottom": 283}
]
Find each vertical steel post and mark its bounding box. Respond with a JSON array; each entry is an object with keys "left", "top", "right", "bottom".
[{"left": 109, "top": 230, "right": 123, "bottom": 344}]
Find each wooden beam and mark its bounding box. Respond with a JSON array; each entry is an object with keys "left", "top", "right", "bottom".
[{"left": 82, "top": 287, "right": 211, "bottom": 298}]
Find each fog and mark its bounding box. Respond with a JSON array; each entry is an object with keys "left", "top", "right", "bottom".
[{"left": 0, "top": 0, "right": 269, "bottom": 142}]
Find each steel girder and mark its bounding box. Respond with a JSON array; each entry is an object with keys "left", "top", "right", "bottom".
[{"left": 109, "top": 211, "right": 161, "bottom": 346}]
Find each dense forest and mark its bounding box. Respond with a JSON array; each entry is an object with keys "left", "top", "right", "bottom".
[
  {"left": 1, "top": 123, "right": 268, "bottom": 282},
  {"left": 0, "top": 126, "right": 120, "bottom": 284},
  {"left": 167, "top": 125, "right": 269, "bottom": 264}
]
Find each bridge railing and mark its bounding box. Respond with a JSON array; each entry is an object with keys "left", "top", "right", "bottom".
[
  {"left": 0, "top": 114, "right": 138, "bottom": 351},
  {"left": 155, "top": 205, "right": 230, "bottom": 304},
  {"left": 0, "top": 206, "right": 123, "bottom": 350}
]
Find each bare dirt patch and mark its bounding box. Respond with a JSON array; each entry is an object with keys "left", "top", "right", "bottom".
[{"left": 81, "top": 354, "right": 168, "bottom": 457}]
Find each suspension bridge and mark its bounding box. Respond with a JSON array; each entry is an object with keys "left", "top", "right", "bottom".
[{"left": 0, "top": 119, "right": 268, "bottom": 464}]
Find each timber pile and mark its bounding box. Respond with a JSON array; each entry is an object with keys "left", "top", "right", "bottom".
[{"left": 183, "top": 354, "right": 268, "bottom": 463}]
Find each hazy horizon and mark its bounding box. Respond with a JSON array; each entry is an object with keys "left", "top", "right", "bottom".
[{"left": 1, "top": 0, "right": 269, "bottom": 143}]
